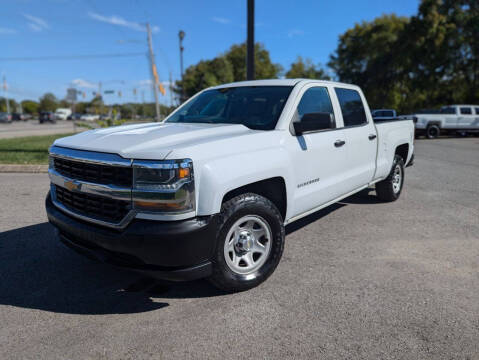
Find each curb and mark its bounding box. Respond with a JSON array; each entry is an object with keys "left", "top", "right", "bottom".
[{"left": 0, "top": 164, "right": 49, "bottom": 173}]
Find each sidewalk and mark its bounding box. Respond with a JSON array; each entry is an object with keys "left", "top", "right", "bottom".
[{"left": 0, "top": 164, "right": 48, "bottom": 173}]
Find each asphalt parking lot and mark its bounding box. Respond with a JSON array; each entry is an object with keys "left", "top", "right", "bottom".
[
  {"left": 0, "top": 120, "right": 81, "bottom": 139},
  {"left": 1, "top": 137, "right": 478, "bottom": 359}
]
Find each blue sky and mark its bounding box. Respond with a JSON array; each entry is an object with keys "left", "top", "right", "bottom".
[{"left": 0, "top": 0, "right": 419, "bottom": 105}]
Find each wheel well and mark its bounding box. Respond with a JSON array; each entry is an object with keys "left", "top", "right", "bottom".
[
  {"left": 222, "top": 177, "right": 287, "bottom": 220},
  {"left": 395, "top": 143, "right": 409, "bottom": 162},
  {"left": 426, "top": 121, "right": 441, "bottom": 128}
]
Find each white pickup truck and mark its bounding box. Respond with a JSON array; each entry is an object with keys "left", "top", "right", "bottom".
[
  {"left": 46, "top": 79, "right": 414, "bottom": 291},
  {"left": 413, "top": 104, "right": 479, "bottom": 138}
]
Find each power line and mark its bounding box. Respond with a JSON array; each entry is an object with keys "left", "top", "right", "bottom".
[{"left": 0, "top": 52, "right": 146, "bottom": 62}]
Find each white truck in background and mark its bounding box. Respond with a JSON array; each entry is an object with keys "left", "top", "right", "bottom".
[
  {"left": 54, "top": 108, "right": 72, "bottom": 121},
  {"left": 413, "top": 105, "right": 479, "bottom": 138},
  {"left": 372, "top": 109, "right": 397, "bottom": 121},
  {"left": 46, "top": 79, "right": 415, "bottom": 292}
]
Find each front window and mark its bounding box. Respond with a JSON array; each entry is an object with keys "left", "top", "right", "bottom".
[{"left": 166, "top": 86, "right": 293, "bottom": 130}]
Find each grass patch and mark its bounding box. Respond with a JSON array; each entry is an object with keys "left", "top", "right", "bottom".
[{"left": 0, "top": 133, "right": 75, "bottom": 164}]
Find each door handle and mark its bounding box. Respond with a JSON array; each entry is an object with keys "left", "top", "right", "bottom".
[
  {"left": 334, "top": 140, "right": 346, "bottom": 147},
  {"left": 368, "top": 134, "right": 377, "bottom": 140}
]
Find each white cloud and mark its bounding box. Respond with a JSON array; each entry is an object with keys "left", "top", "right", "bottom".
[
  {"left": 0, "top": 27, "right": 17, "bottom": 34},
  {"left": 28, "top": 23, "right": 43, "bottom": 32},
  {"left": 138, "top": 79, "right": 171, "bottom": 89},
  {"left": 212, "top": 17, "right": 231, "bottom": 25},
  {"left": 23, "top": 14, "right": 49, "bottom": 32},
  {"left": 138, "top": 79, "right": 153, "bottom": 86},
  {"left": 88, "top": 12, "right": 159, "bottom": 33},
  {"left": 287, "top": 29, "right": 304, "bottom": 38},
  {"left": 71, "top": 78, "right": 97, "bottom": 89}
]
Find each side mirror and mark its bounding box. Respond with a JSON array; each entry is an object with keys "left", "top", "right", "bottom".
[{"left": 293, "top": 112, "right": 334, "bottom": 136}]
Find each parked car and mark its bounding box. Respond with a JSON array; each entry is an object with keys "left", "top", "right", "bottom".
[
  {"left": 0, "top": 112, "right": 12, "bottom": 123},
  {"left": 46, "top": 79, "right": 415, "bottom": 291},
  {"left": 411, "top": 105, "right": 479, "bottom": 138},
  {"left": 80, "top": 114, "right": 100, "bottom": 121},
  {"left": 55, "top": 108, "right": 72, "bottom": 121},
  {"left": 39, "top": 111, "right": 56, "bottom": 124},
  {"left": 11, "top": 113, "right": 27, "bottom": 121},
  {"left": 67, "top": 113, "right": 82, "bottom": 121}
]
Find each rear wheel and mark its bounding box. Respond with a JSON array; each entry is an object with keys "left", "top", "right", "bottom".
[
  {"left": 209, "top": 193, "right": 285, "bottom": 292},
  {"left": 426, "top": 124, "right": 440, "bottom": 139},
  {"left": 376, "top": 155, "right": 405, "bottom": 202}
]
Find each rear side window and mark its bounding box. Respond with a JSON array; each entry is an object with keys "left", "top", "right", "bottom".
[
  {"left": 475, "top": 108, "right": 479, "bottom": 115},
  {"left": 335, "top": 88, "right": 367, "bottom": 127},
  {"left": 460, "top": 107, "right": 472, "bottom": 115},
  {"left": 297, "top": 87, "right": 334, "bottom": 121},
  {"left": 440, "top": 107, "right": 456, "bottom": 114}
]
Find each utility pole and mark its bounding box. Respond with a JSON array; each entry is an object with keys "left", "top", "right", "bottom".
[
  {"left": 246, "top": 0, "right": 255, "bottom": 80},
  {"left": 147, "top": 23, "right": 161, "bottom": 122},
  {"left": 98, "top": 81, "right": 103, "bottom": 115},
  {"left": 169, "top": 71, "right": 173, "bottom": 107},
  {"left": 2, "top": 76, "right": 10, "bottom": 114},
  {"left": 178, "top": 30, "right": 185, "bottom": 103}
]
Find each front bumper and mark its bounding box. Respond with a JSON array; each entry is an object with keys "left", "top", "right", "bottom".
[{"left": 46, "top": 193, "right": 218, "bottom": 281}]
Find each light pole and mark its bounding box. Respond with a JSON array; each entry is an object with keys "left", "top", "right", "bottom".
[
  {"left": 246, "top": 0, "right": 255, "bottom": 80},
  {"left": 179, "top": 30, "right": 185, "bottom": 102}
]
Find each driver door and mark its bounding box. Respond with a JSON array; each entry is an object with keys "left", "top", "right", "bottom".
[{"left": 287, "top": 85, "right": 351, "bottom": 218}]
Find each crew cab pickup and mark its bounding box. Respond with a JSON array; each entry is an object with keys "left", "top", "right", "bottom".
[
  {"left": 412, "top": 104, "right": 479, "bottom": 139},
  {"left": 45, "top": 79, "right": 415, "bottom": 291}
]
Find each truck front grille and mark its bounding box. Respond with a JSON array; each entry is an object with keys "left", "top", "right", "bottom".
[
  {"left": 54, "top": 185, "right": 130, "bottom": 223},
  {"left": 54, "top": 157, "right": 132, "bottom": 187}
]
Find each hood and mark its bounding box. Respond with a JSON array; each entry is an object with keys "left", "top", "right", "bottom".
[{"left": 53, "top": 122, "right": 254, "bottom": 160}]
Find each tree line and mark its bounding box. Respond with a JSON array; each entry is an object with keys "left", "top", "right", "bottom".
[
  {"left": 0, "top": 93, "right": 174, "bottom": 119},
  {"left": 175, "top": 0, "right": 477, "bottom": 113}
]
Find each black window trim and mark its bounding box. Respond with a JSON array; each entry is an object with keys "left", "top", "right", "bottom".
[
  {"left": 290, "top": 85, "right": 338, "bottom": 136},
  {"left": 334, "top": 87, "right": 369, "bottom": 129}
]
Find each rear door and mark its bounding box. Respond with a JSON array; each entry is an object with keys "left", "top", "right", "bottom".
[
  {"left": 332, "top": 87, "right": 377, "bottom": 190},
  {"left": 458, "top": 107, "right": 474, "bottom": 129}
]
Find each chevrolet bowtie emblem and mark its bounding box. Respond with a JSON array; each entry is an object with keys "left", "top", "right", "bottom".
[{"left": 65, "top": 180, "right": 81, "bottom": 191}]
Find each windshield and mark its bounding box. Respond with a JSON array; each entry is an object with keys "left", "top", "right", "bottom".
[{"left": 166, "top": 86, "right": 293, "bottom": 130}]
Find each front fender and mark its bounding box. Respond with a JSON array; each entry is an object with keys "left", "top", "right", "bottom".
[{"left": 195, "top": 147, "right": 291, "bottom": 216}]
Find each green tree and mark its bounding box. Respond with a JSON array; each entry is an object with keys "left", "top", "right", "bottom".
[
  {"left": 328, "top": 1, "right": 479, "bottom": 113},
  {"left": 74, "top": 102, "right": 88, "bottom": 114},
  {"left": 175, "top": 42, "right": 282, "bottom": 100},
  {"left": 88, "top": 95, "right": 104, "bottom": 114},
  {"left": 38, "top": 93, "right": 58, "bottom": 112},
  {"left": 328, "top": 14, "right": 410, "bottom": 111},
  {"left": 21, "top": 100, "right": 39, "bottom": 115},
  {"left": 0, "top": 98, "right": 18, "bottom": 113},
  {"left": 285, "top": 56, "right": 330, "bottom": 80},
  {"left": 224, "top": 43, "right": 282, "bottom": 81},
  {"left": 403, "top": 0, "right": 479, "bottom": 109}
]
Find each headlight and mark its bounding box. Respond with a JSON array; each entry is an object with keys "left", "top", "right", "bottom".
[
  {"left": 132, "top": 159, "right": 195, "bottom": 214},
  {"left": 49, "top": 154, "right": 55, "bottom": 169}
]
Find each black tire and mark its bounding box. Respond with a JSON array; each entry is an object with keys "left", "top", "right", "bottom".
[
  {"left": 426, "top": 124, "right": 440, "bottom": 139},
  {"left": 376, "top": 155, "right": 405, "bottom": 202},
  {"left": 209, "top": 193, "right": 285, "bottom": 292}
]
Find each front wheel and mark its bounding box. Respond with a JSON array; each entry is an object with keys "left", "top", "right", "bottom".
[
  {"left": 209, "top": 193, "right": 285, "bottom": 292},
  {"left": 375, "top": 155, "right": 405, "bottom": 202}
]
